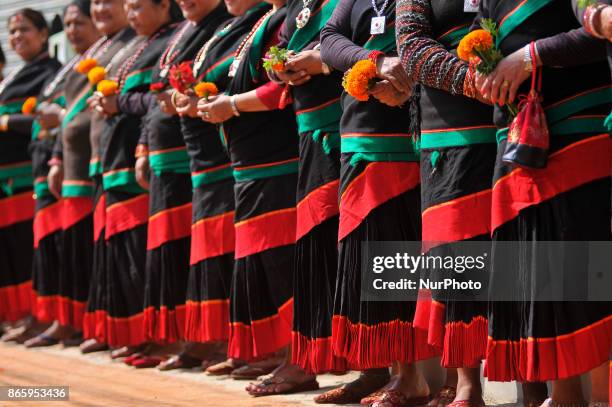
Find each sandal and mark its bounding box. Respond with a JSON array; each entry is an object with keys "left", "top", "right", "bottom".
[
  {"left": 369, "top": 389, "right": 430, "bottom": 407},
  {"left": 247, "top": 375, "right": 319, "bottom": 397},
  {"left": 123, "top": 353, "right": 143, "bottom": 365},
  {"left": 206, "top": 358, "right": 246, "bottom": 375},
  {"left": 157, "top": 353, "right": 202, "bottom": 371},
  {"left": 61, "top": 332, "right": 84, "bottom": 347},
  {"left": 316, "top": 371, "right": 390, "bottom": 405},
  {"left": 131, "top": 356, "right": 164, "bottom": 369},
  {"left": 200, "top": 353, "right": 227, "bottom": 371},
  {"left": 24, "top": 334, "right": 59, "bottom": 348},
  {"left": 80, "top": 339, "right": 109, "bottom": 354},
  {"left": 427, "top": 386, "right": 457, "bottom": 407},
  {"left": 111, "top": 346, "right": 140, "bottom": 359},
  {"left": 315, "top": 387, "right": 366, "bottom": 404},
  {"left": 231, "top": 364, "right": 278, "bottom": 380}
]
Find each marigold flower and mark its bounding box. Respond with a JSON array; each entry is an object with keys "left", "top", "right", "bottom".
[
  {"left": 342, "top": 59, "right": 377, "bottom": 102},
  {"left": 87, "top": 66, "right": 106, "bottom": 85},
  {"left": 21, "top": 97, "right": 37, "bottom": 115},
  {"left": 149, "top": 82, "right": 165, "bottom": 93},
  {"left": 76, "top": 58, "right": 98, "bottom": 74},
  {"left": 194, "top": 82, "right": 219, "bottom": 99},
  {"left": 97, "top": 80, "right": 118, "bottom": 96},
  {"left": 457, "top": 29, "right": 493, "bottom": 61}
]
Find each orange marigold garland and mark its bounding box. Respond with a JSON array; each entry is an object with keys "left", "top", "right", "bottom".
[
  {"left": 87, "top": 66, "right": 107, "bottom": 85},
  {"left": 342, "top": 59, "right": 378, "bottom": 102},
  {"left": 194, "top": 82, "right": 218, "bottom": 100},
  {"left": 76, "top": 58, "right": 98, "bottom": 74},
  {"left": 21, "top": 97, "right": 37, "bottom": 115},
  {"left": 457, "top": 19, "right": 502, "bottom": 75},
  {"left": 97, "top": 79, "right": 119, "bottom": 96}
]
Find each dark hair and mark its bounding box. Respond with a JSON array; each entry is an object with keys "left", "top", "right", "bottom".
[
  {"left": 151, "top": 0, "right": 184, "bottom": 22},
  {"left": 65, "top": 0, "right": 92, "bottom": 18},
  {"left": 0, "top": 44, "right": 5, "bottom": 65},
  {"left": 9, "top": 8, "right": 49, "bottom": 33}
]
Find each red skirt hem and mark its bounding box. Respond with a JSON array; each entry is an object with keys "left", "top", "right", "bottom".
[
  {"left": 184, "top": 299, "right": 230, "bottom": 343},
  {"left": 484, "top": 315, "right": 612, "bottom": 382},
  {"left": 291, "top": 331, "right": 348, "bottom": 374}
]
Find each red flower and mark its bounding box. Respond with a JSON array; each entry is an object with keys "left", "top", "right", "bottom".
[
  {"left": 168, "top": 61, "right": 195, "bottom": 93},
  {"left": 149, "top": 82, "right": 165, "bottom": 93}
]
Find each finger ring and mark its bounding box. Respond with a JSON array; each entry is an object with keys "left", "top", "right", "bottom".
[{"left": 203, "top": 112, "right": 211, "bottom": 119}]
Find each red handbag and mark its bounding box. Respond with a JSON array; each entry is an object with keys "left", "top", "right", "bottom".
[{"left": 502, "top": 41, "right": 550, "bottom": 169}]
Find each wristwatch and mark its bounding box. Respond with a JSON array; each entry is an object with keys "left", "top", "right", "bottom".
[
  {"left": 230, "top": 95, "right": 240, "bottom": 117},
  {"left": 523, "top": 44, "right": 533, "bottom": 72}
]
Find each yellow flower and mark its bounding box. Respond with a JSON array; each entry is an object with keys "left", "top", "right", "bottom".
[
  {"left": 21, "top": 97, "right": 37, "bottom": 115},
  {"left": 342, "top": 59, "right": 377, "bottom": 102},
  {"left": 76, "top": 58, "right": 98, "bottom": 74},
  {"left": 194, "top": 82, "right": 219, "bottom": 98},
  {"left": 97, "top": 80, "right": 118, "bottom": 96},
  {"left": 457, "top": 29, "right": 494, "bottom": 61},
  {"left": 87, "top": 66, "right": 106, "bottom": 85}
]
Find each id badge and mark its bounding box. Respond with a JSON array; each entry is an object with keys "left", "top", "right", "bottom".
[
  {"left": 464, "top": 0, "right": 479, "bottom": 12},
  {"left": 370, "top": 16, "right": 386, "bottom": 35}
]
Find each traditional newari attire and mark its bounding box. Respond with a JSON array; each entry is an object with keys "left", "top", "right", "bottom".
[
  {"left": 321, "top": 0, "right": 437, "bottom": 368},
  {"left": 222, "top": 4, "right": 299, "bottom": 361},
  {"left": 75, "top": 30, "right": 136, "bottom": 343},
  {"left": 0, "top": 51, "right": 60, "bottom": 322},
  {"left": 56, "top": 38, "right": 113, "bottom": 332},
  {"left": 479, "top": 0, "right": 612, "bottom": 382},
  {"left": 31, "top": 57, "right": 76, "bottom": 323},
  {"left": 397, "top": 0, "right": 494, "bottom": 368},
  {"left": 278, "top": 0, "right": 346, "bottom": 374},
  {"left": 139, "top": 7, "right": 231, "bottom": 344},
  {"left": 182, "top": 5, "right": 268, "bottom": 344}
]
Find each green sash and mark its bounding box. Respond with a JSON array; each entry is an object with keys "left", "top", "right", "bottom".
[
  {"left": 363, "top": 28, "right": 396, "bottom": 53},
  {"left": 148, "top": 149, "right": 191, "bottom": 176},
  {"left": 420, "top": 126, "right": 498, "bottom": 149},
  {"left": 287, "top": 0, "right": 338, "bottom": 52},
  {"left": 62, "top": 88, "right": 93, "bottom": 128},
  {"left": 0, "top": 99, "right": 25, "bottom": 115},
  {"left": 62, "top": 183, "right": 94, "bottom": 197},
  {"left": 102, "top": 169, "right": 145, "bottom": 193},
  {"left": 496, "top": 0, "right": 555, "bottom": 46},
  {"left": 191, "top": 164, "right": 233, "bottom": 188},
  {"left": 34, "top": 179, "right": 50, "bottom": 199},
  {"left": 233, "top": 159, "right": 298, "bottom": 182},
  {"left": 120, "top": 68, "right": 152, "bottom": 95},
  {"left": 248, "top": 12, "right": 275, "bottom": 81}
]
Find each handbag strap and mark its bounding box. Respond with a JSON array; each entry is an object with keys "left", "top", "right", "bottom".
[{"left": 529, "top": 41, "right": 542, "bottom": 92}]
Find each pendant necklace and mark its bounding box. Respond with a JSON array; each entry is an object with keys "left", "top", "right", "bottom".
[
  {"left": 370, "top": 0, "right": 390, "bottom": 35},
  {"left": 296, "top": 0, "right": 314, "bottom": 29}
]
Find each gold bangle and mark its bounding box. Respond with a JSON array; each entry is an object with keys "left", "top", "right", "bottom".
[
  {"left": 170, "top": 90, "right": 178, "bottom": 108},
  {"left": 0, "top": 115, "right": 9, "bottom": 132}
]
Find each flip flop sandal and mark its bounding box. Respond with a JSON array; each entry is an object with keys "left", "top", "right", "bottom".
[
  {"left": 428, "top": 386, "right": 457, "bottom": 407},
  {"left": 230, "top": 364, "right": 278, "bottom": 380},
  {"left": 248, "top": 376, "right": 320, "bottom": 397},
  {"left": 131, "top": 356, "right": 164, "bottom": 369},
  {"left": 369, "top": 390, "right": 430, "bottom": 407},
  {"left": 24, "top": 334, "right": 60, "bottom": 348},
  {"left": 123, "top": 353, "right": 143, "bottom": 365},
  {"left": 315, "top": 387, "right": 365, "bottom": 404},
  {"left": 206, "top": 359, "right": 246, "bottom": 375},
  {"left": 157, "top": 353, "right": 202, "bottom": 371}
]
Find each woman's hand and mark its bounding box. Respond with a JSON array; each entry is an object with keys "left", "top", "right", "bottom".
[
  {"left": 284, "top": 50, "right": 323, "bottom": 77},
  {"left": 197, "top": 94, "right": 234, "bottom": 124},
  {"left": 156, "top": 90, "right": 178, "bottom": 115},
  {"left": 47, "top": 164, "right": 63, "bottom": 199},
  {"left": 174, "top": 93, "right": 199, "bottom": 118},
  {"left": 135, "top": 156, "right": 150, "bottom": 190},
  {"left": 99, "top": 93, "right": 119, "bottom": 116},
  {"left": 87, "top": 93, "right": 103, "bottom": 114},
  {"left": 477, "top": 46, "right": 532, "bottom": 106},
  {"left": 274, "top": 69, "right": 311, "bottom": 86},
  {"left": 37, "top": 102, "right": 63, "bottom": 129},
  {"left": 597, "top": 5, "right": 612, "bottom": 41},
  {"left": 370, "top": 80, "right": 411, "bottom": 107},
  {"left": 375, "top": 56, "right": 412, "bottom": 94}
]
